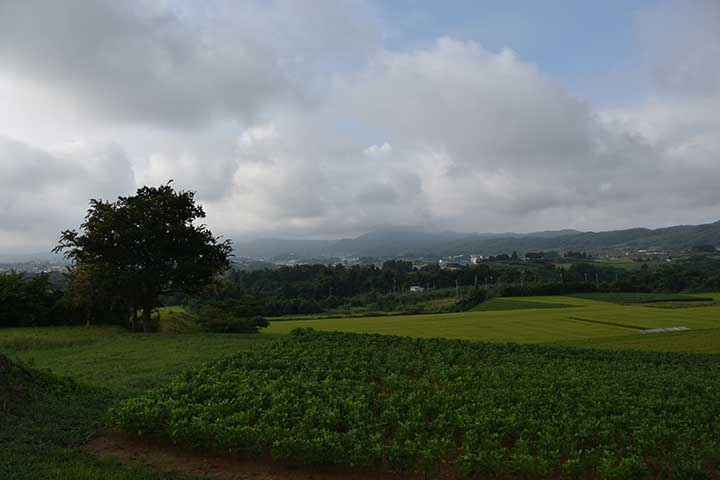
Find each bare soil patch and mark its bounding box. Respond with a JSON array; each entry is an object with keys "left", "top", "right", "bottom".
[{"left": 86, "top": 433, "right": 399, "bottom": 480}]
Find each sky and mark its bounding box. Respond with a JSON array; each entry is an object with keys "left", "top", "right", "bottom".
[{"left": 1, "top": 0, "right": 719, "bottom": 253}]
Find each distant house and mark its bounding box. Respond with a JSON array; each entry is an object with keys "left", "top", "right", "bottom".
[
  {"left": 470, "top": 255, "right": 485, "bottom": 264},
  {"left": 409, "top": 285, "right": 425, "bottom": 293}
]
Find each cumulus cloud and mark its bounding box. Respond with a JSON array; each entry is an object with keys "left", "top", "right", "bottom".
[
  {"left": 0, "top": 0, "right": 719, "bottom": 251},
  {"left": 637, "top": 0, "right": 720, "bottom": 97},
  {"left": 364, "top": 143, "right": 393, "bottom": 156},
  {"left": 0, "top": 137, "right": 135, "bottom": 252},
  {"left": 0, "top": 0, "right": 379, "bottom": 127}
]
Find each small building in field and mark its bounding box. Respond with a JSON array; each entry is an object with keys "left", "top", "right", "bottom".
[{"left": 409, "top": 285, "right": 425, "bottom": 293}]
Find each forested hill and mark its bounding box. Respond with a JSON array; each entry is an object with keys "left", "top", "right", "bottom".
[
  {"left": 231, "top": 229, "right": 579, "bottom": 258},
  {"left": 235, "top": 221, "right": 720, "bottom": 257},
  {"left": 439, "top": 220, "right": 720, "bottom": 256},
  {"left": 232, "top": 221, "right": 720, "bottom": 258}
]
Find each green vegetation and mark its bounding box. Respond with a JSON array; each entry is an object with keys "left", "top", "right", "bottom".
[
  {"left": 569, "top": 292, "right": 714, "bottom": 304},
  {"left": 560, "top": 328, "right": 720, "bottom": 354},
  {"left": 194, "top": 298, "right": 269, "bottom": 333},
  {"left": 55, "top": 183, "right": 232, "bottom": 332},
  {"left": 265, "top": 295, "right": 720, "bottom": 347},
  {"left": 0, "top": 272, "right": 67, "bottom": 327},
  {"left": 1, "top": 327, "right": 279, "bottom": 480},
  {"left": 472, "top": 297, "right": 574, "bottom": 311},
  {"left": 1, "top": 326, "right": 279, "bottom": 393},
  {"left": 3, "top": 291, "right": 720, "bottom": 478},
  {"left": 1, "top": 358, "right": 190, "bottom": 480},
  {"left": 112, "top": 329, "right": 720, "bottom": 478}
]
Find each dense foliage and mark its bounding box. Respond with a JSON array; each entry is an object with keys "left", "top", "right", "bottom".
[
  {"left": 0, "top": 273, "right": 65, "bottom": 327},
  {"left": 192, "top": 298, "right": 269, "bottom": 333},
  {"left": 55, "top": 183, "right": 232, "bottom": 331},
  {"left": 206, "top": 255, "right": 720, "bottom": 316},
  {"left": 113, "top": 330, "right": 720, "bottom": 478}
]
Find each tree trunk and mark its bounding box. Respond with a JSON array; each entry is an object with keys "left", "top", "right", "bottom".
[
  {"left": 142, "top": 305, "right": 151, "bottom": 333},
  {"left": 130, "top": 307, "right": 138, "bottom": 332}
]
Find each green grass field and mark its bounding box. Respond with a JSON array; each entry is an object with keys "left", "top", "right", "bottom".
[
  {"left": 471, "top": 297, "right": 575, "bottom": 311},
  {"left": 0, "top": 326, "right": 281, "bottom": 393},
  {"left": 3, "top": 292, "right": 720, "bottom": 478},
  {"left": 1, "top": 328, "right": 279, "bottom": 480},
  {"left": 568, "top": 291, "right": 715, "bottom": 304},
  {"left": 265, "top": 294, "right": 720, "bottom": 349}
]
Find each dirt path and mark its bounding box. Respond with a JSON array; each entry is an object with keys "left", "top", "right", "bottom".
[{"left": 85, "top": 433, "right": 398, "bottom": 480}]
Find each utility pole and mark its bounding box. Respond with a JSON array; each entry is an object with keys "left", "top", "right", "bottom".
[
  {"left": 595, "top": 273, "right": 600, "bottom": 289},
  {"left": 474, "top": 273, "right": 478, "bottom": 289},
  {"left": 455, "top": 279, "right": 460, "bottom": 298},
  {"left": 393, "top": 278, "right": 397, "bottom": 294}
]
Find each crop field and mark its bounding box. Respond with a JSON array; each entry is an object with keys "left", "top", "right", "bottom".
[
  {"left": 568, "top": 292, "right": 716, "bottom": 304},
  {"left": 471, "top": 297, "right": 576, "bottom": 311},
  {"left": 560, "top": 328, "right": 720, "bottom": 353},
  {"left": 1, "top": 327, "right": 280, "bottom": 480},
  {"left": 113, "top": 330, "right": 720, "bottom": 478},
  {"left": 3, "top": 293, "right": 720, "bottom": 479},
  {"left": 264, "top": 294, "right": 720, "bottom": 350}
]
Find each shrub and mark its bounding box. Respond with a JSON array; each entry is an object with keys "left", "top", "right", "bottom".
[
  {"left": 0, "top": 272, "right": 67, "bottom": 327},
  {"left": 195, "top": 298, "right": 268, "bottom": 333},
  {"left": 452, "top": 288, "right": 487, "bottom": 311}
]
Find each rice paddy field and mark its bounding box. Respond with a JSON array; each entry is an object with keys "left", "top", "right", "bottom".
[{"left": 264, "top": 293, "right": 720, "bottom": 351}]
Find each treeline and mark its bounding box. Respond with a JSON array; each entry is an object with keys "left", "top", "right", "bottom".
[
  {"left": 154, "top": 252, "right": 720, "bottom": 316},
  {"left": 210, "top": 261, "right": 556, "bottom": 316},
  {"left": 3, "top": 254, "right": 719, "bottom": 327},
  {"left": 199, "top": 256, "right": 720, "bottom": 316}
]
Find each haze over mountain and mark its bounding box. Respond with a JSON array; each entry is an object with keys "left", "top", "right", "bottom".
[{"left": 232, "top": 220, "right": 720, "bottom": 258}]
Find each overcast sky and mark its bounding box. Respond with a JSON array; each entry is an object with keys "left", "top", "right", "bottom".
[{"left": 1, "top": 0, "right": 719, "bottom": 253}]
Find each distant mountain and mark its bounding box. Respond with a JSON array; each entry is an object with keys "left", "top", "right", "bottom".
[
  {"left": 231, "top": 227, "right": 585, "bottom": 258},
  {"left": 436, "top": 221, "right": 720, "bottom": 256},
  {"left": 327, "top": 230, "right": 472, "bottom": 257},
  {"left": 230, "top": 238, "right": 334, "bottom": 258},
  {"left": 231, "top": 221, "right": 720, "bottom": 259},
  {"left": 8, "top": 222, "right": 717, "bottom": 264}
]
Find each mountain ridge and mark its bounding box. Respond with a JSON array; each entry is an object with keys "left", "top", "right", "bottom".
[{"left": 231, "top": 221, "right": 720, "bottom": 258}]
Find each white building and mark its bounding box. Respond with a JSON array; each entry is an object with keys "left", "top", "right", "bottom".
[
  {"left": 409, "top": 285, "right": 425, "bottom": 293},
  {"left": 470, "top": 255, "right": 485, "bottom": 264}
]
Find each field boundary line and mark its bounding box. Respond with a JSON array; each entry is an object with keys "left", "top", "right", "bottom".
[{"left": 565, "top": 316, "right": 644, "bottom": 331}]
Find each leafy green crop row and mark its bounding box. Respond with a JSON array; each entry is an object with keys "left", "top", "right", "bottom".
[{"left": 112, "top": 330, "right": 720, "bottom": 478}]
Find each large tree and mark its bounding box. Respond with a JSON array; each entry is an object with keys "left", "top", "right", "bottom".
[{"left": 55, "top": 183, "right": 232, "bottom": 332}]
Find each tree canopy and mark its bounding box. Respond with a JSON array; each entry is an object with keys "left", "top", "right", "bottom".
[{"left": 55, "top": 183, "right": 232, "bottom": 331}]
